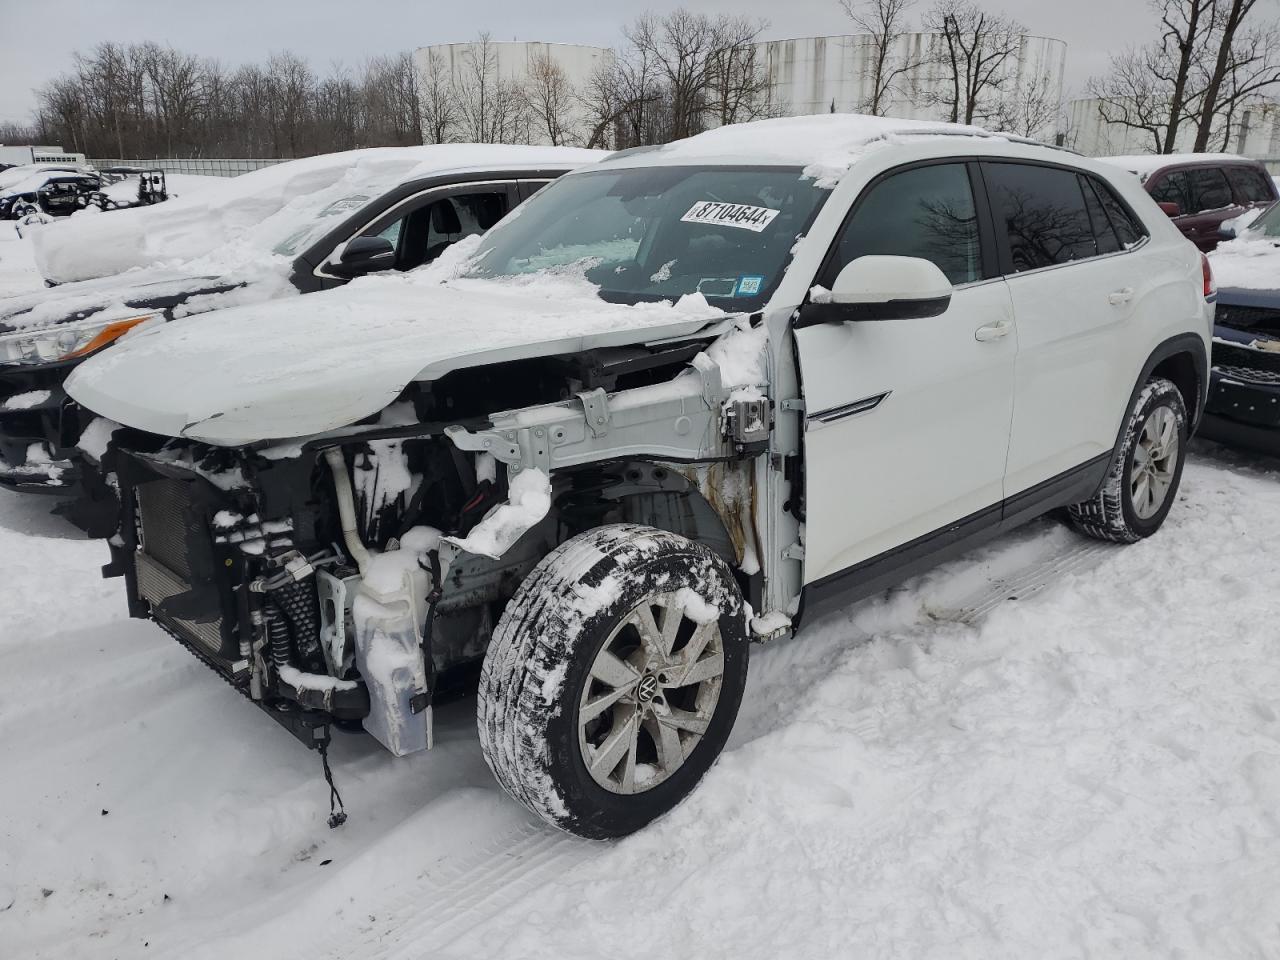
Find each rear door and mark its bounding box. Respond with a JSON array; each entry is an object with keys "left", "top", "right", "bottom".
[
  {"left": 986, "top": 161, "right": 1153, "bottom": 495},
  {"left": 794, "top": 160, "right": 1017, "bottom": 582}
]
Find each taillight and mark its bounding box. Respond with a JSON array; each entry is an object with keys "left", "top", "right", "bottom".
[{"left": 1201, "top": 253, "right": 1216, "bottom": 300}]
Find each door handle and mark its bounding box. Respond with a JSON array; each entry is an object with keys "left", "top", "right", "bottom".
[
  {"left": 1108, "top": 287, "right": 1133, "bottom": 305},
  {"left": 974, "top": 319, "right": 1012, "bottom": 342}
]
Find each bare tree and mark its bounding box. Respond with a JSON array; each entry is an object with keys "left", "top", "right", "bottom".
[
  {"left": 1194, "top": 0, "right": 1270, "bottom": 149},
  {"left": 991, "top": 68, "right": 1060, "bottom": 137},
  {"left": 523, "top": 51, "right": 576, "bottom": 145},
  {"left": 841, "top": 0, "right": 917, "bottom": 115},
  {"left": 923, "top": 0, "right": 1025, "bottom": 125},
  {"left": 1087, "top": 45, "right": 1177, "bottom": 153}
]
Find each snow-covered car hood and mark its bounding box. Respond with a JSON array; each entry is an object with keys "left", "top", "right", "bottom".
[
  {"left": 65, "top": 272, "right": 728, "bottom": 446},
  {"left": 1209, "top": 236, "right": 1280, "bottom": 293},
  {"left": 0, "top": 266, "right": 228, "bottom": 334}
]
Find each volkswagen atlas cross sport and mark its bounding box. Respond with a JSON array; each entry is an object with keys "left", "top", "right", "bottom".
[
  {"left": 0, "top": 144, "right": 601, "bottom": 520},
  {"left": 64, "top": 114, "right": 1211, "bottom": 839}
]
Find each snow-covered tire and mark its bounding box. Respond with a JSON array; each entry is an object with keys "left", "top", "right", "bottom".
[
  {"left": 478, "top": 523, "right": 749, "bottom": 839},
  {"left": 1068, "top": 377, "right": 1188, "bottom": 543}
]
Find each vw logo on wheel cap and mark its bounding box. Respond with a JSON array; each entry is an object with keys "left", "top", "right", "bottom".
[{"left": 637, "top": 674, "right": 659, "bottom": 703}]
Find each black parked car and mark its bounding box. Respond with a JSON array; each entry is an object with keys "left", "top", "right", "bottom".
[
  {"left": 1199, "top": 200, "right": 1280, "bottom": 454},
  {"left": 0, "top": 170, "right": 101, "bottom": 220},
  {"left": 0, "top": 145, "right": 601, "bottom": 525}
]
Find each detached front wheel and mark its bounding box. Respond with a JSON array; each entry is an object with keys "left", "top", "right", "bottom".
[{"left": 478, "top": 524, "right": 748, "bottom": 839}]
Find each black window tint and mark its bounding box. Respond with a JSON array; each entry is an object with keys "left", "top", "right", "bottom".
[
  {"left": 827, "top": 163, "right": 982, "bottom": 286},
  {"left": 1188, "top": 167, "right": 1233, "bottom": 212},
  {"left": 1081, "top": 176, "right": 1120, "bottom": 255},
  {"left": 1091, "top": 177, "right": 1146, "bottom": 247},
  {"left": 1226, "top": 165, "right": 1273, "bottom": 203},
  {"left": 1150, "top": 171, "right": 1191, "bottom": 212},
  {"left": 985, "top": 162, "right": 1096, "bottom": 272}
]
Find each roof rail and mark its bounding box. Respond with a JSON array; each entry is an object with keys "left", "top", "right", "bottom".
[{"left": 881, "top": 127, "right": 1081, "bottom": 155}]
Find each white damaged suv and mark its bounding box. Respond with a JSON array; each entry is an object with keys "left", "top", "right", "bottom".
[{"left": 65, "top": 115, "right": 1212, "bottom": 838}]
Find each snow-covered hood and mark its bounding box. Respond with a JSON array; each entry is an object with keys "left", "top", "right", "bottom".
[
  {"left": 65, "top": 272, "right": 728, "bottom": 446},
  {"left": 1209, "top": 236, "right": 1280, "bottom": 295},
  {"left": 0, "top": 266, "right": 231, "bottom": 335}
]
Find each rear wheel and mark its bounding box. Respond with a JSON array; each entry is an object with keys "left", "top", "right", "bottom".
[
  {"left": 478, "top": 524, "right": 748, "bottom": 839},
  {"left": 1068, "top": 377, "right": 1188, "bottom": 543}
]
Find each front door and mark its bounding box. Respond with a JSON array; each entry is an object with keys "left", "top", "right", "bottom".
[{"left": 795, "top": 161, "right": 1017, "bottom": 584}]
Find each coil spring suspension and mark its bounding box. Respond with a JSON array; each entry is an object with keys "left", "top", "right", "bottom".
[
  {"left": 557, "top": 467, "right": 624, "bottom": 535},
  {"left": 264, "top": 578, "right": 324, "bottom": 673}
]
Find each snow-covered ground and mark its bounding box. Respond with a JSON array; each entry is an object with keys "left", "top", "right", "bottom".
[{"left": 2, "top": 444, "right": 1280, "bottom": 960}]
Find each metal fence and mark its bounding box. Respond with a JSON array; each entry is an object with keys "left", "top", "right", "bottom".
[{"left": 85, "top": 157, "right": 286, "bottom": 177}]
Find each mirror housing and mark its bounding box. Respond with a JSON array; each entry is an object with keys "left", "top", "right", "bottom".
[
  {"left": 325, "top": 235, "right": 395, "bottom": 278},
  {"left": 1157, "top": 200, "right": 1182, "bottom": 218},
  {"left": 1217, "top": 222, "right": 1237, "bottom": 241},
  {"left": 796, "top": 255, "right": 953, "bottom": 327}
]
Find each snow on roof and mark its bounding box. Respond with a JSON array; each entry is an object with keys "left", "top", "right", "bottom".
[
  {"left": 1098, "top": 152, "right": 1254, "bottom": 179},
  {"left": 31, "top": 144, "right": 604, "bottom": 285},
  {"left": 600, "top": 113, "right": 1008, "bottom": 185}
]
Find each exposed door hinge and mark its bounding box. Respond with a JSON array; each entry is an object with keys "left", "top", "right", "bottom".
[
  {"left": 778, "top": 398, "right": 805, "bottom": 413},
  {"left": 781, "top": 542, "right": 805, "bottom": 561}
]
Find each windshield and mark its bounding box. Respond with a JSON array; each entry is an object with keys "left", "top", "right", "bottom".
[
  {"left": 463, "top": 165, "right": 829, "bottom": 308},
  {"left": 1244, "top": 200, "right": 1280, "bottom": 239},
  {"left": 268, "top": 194, "right": 376, "bottom": 256}
]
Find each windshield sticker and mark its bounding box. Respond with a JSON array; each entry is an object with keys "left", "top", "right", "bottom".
[
  {"left": 697, "top": 277, "right": 739, "bottom": 297},
  {"left": 735, "top": 275, "right": 764, "bottom": 297},
  {"left": 681, "top": 201, "right": 780, "bottom": 233}
]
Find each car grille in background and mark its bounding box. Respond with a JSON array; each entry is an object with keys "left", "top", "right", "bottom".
[
  {"left": 1212, "top": 341, "right": 1280, "bottom": 375},
  {"left": 1215, "top": 363, "right": 1280, "bottom": 384},
  {"left": 1215, "top": 303, "right": 1280, "bottom": 330},
  {"left": 134, "top": 478, "right": 231, "bottom": 664}
]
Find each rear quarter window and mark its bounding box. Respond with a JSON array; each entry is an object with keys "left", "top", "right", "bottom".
[{"left": 1226, "top": 165, "right": 1275, "bottom": 203}]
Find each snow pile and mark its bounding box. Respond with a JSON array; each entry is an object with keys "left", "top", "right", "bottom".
[
  {"left": 0, "top": 222, "right": 42, "bottom": 297},
  {"left": 1209, "top": 235, "right": 1280, "bottom": 290},
  {"left": 32, "top": 145, "right": 603, "bottom": 284}
]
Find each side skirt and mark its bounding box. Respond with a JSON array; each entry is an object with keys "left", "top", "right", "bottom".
[{"left": 796, "top": 452, "right": 1110, "bottom": 627}]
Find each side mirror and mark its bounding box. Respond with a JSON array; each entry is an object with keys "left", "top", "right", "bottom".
[
  {"left": 1218, "top": 222, "right": 1237, "bottom": 241},
  {"left": 796, "top": 255, "right": 953, "bottom": 327},
  {"left": 325, "top": 235, "right": 395, "bottom": 278},
  {"left": 1157, "top": 201, "right": 1182, "bottom": 218}
]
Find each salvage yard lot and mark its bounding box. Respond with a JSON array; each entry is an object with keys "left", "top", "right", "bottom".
[{"left": 2, "top": 443, "right": 1278, "bottom": 960}]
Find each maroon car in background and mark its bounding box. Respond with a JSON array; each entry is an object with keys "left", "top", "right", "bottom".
[{"left": 1099, "top": 153, "right": 1277, "bottom": 251}]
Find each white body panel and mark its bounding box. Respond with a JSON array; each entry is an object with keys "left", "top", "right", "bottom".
[{"left": 797, "top": 279, "right": 1017, "bottom": 581}]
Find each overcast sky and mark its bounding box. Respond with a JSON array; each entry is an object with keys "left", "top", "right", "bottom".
[{"left": 0, "top": 0, "right": 1157, "bottom": 125}]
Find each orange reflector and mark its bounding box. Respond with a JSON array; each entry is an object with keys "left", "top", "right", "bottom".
[{"left": 65, "top": 315, "right": 153, "bottom": 360}]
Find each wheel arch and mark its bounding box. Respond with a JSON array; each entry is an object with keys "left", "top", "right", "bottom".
[{"left": 1103, "top": 332, "right": 1206, "bottom": 482}]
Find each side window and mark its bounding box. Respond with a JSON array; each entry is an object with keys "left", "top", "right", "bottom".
[
  {"left": 363, "top": 190, "right": 509, "bottom": 272},
  {"left": 824, "top": 163, "right": 983, "bottom": 287},
  {"left": 984, "top": 162, "right": 1096, "bottom": 272},
  {"left": 1187, "top": 167, "right": 1233, "bottom": 213},
  {"left": 1080, "top": 176, "right": 1120, "bottom": 255},
  {"left": 1089, "top": 176, "right": 1147, "bottom": 248},
  {"left": 1150, "top": 171, "right": 1192, "bottom": 213},
  {"left": 1226, "top": 166, "right": 1273, "bottom": 203}
]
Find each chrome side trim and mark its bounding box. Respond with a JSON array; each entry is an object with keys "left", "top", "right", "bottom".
[{"left": 807, "top": 391, "right": 891, "bottom": 429}]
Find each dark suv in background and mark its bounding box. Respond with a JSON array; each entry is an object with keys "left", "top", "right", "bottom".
[{"left": 1100, "top": 154, "right": 1276, "bottom": 251}]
